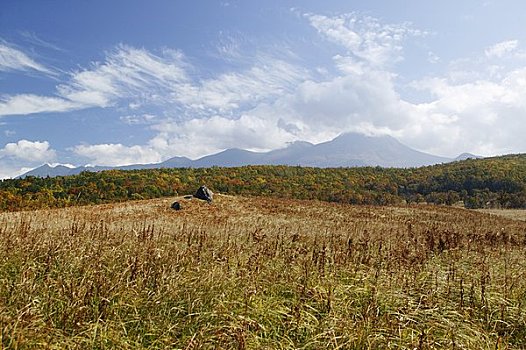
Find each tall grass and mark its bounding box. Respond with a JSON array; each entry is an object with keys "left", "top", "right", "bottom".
[{"left": 1, "top": 195, "right": 526, "bottom": 349}]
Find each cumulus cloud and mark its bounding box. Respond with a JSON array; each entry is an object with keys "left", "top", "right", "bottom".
[
  {"left": 148, "top": 112, "right": 297, "bottom": 159},
  {"left": 0, "top": 41, "right": 54, "bottom": 74},
  {"left": 0, "top": 139, "right": 56, "bottom": 162},
  {"left": 284, "top": 71, "right": 410, "bottom": 130},
  {"left": 73, "top": 143, "right": 162, "bottom": 166},
  {"left": 73, "top": 107, "right": 306, "bottom": 167},
  {"left": 0, "top": 140, "right": 56, "bottom": 178},
  {"left": 405, "top": 67, "right": 526, "bottom": 156}
]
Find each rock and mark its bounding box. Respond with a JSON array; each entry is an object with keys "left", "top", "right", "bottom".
[
  {"left": 194, "top": 185, "right": 213, "bottom": 202},
  {"left": 183, "top": 195, "right": 193, "bottom": 200},
  {"left": 171, "top": 201, "right": 182, "bottom": 210}
]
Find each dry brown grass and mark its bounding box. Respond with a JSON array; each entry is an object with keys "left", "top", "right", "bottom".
[
  {"left": 1, "top": 195, "right": 526, "bottom": 349},
  {"left": 477, "top": 209, "right": 526, "bottom": 222}
]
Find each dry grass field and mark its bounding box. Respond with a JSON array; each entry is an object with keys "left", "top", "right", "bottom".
[
  {"left": 1, "top": 195, "right": 526, "bottom": 349},
  {"left": 478, "top": 209, "right": 526, "bottom": 222}
]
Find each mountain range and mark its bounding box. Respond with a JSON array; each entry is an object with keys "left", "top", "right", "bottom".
[{"left": 19, "top": 133, "right": 479, "bottom": 178}]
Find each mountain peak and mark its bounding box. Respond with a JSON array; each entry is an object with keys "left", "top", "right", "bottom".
[{"left": 455, "top": 153, "right": 482, "bottom": 161}]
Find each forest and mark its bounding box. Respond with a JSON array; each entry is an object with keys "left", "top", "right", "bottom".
[{"left": 1, "top": 154, "right": 526, "bottom": 211}]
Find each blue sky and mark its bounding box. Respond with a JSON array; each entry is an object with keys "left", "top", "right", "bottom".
[{"left": 2, "top": 0, "right": 526, "bottom": 178}]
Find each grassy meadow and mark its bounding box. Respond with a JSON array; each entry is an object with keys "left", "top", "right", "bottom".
[{"left": 1, "top": 195, "right": 526, "bottom": 349}]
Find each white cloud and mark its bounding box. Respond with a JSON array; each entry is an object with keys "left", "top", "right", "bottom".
[
  {"left": 0, "top": 41, "right": 53, "bottom": 74},
  {"left": 0, "top": 139, "right": 56, "bottom": 162},
  {"left": 0, "top": 94, "right": 81, "bottom": 116},
  {"left": 73, "top": 109, "right": 301, "bottom": 166},
  {"left": 73, "top": 143, "right": 162, "bottom": 166},
  {"left": 0, "top": 140, "right": 57, "bottom": 179},
  {"left": 485, "top": 40, "right": 519, "bottom": 58},
  {"left": 0, "top": 44, "right": 305, "bottom": 120},
  {"left": 149, "top": 112, "right": 296, "bottom": 159},
  {"left": 173, "top": 57, "right": 307, "bottom": 115},
  {"left": 405, "top": 67, "right": 526, "bottom": 156},
  {"left": 58, "top": 45, "right": 190, "bottom": 108},
  {"left": 120, "top": 114, "right": 157, "bottom": 125},
  {"left": 305, "top": 13, "right": 425, "bottom": 69},
  {"left": 283, "top": 71, "right": 409, "bottom": 130},
  {"left": 0, "top": 166, "right": 33, "bottom": 180},
  {"left": 0, "top": 45, "right": 190, "bottom": 117}
]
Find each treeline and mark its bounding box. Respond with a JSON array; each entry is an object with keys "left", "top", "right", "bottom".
[{"left": 1, "top": 154, "right": 526, "bottom": 211}]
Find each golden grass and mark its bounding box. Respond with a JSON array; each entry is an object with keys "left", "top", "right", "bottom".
[
  {"left": 1, "top": 195, "right": 526, "bottom": 349},
  {"left": 477, "top": 209, "right": 526, "bottom": 222}
]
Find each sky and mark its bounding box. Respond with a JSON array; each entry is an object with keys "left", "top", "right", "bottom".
[{"left": 2, "top": 0, "right": 526, "bottom": 178}]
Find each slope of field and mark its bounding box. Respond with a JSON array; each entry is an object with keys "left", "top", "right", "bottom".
[{"left": 1, "top": 195, "right": 526, "bottom": 348}]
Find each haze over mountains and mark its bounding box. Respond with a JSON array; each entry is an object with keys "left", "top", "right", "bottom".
[{"left": 19, "top": 133, "right": 479, "bottom": 178}]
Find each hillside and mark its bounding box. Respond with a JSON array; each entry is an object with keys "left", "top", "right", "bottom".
[
  {"left": 1, "top": 195, "right": 526, "bottom": 348},
  {"left": 1, "top": 154, "right": 525, "bottom": 212}
]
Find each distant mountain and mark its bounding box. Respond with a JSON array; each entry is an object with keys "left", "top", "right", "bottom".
[
  {"left": 288, "top": 133, "right": 450, "bottom": 168},
  {"left": 454, "top": 153, "right": 483, "bottom": 161},
  {"left": 19, "top": 133, "right": 474, "bottom": 178},
  {"left": 20, "top": 164, "right": 111, "bottom": 178},
  {"left": 158, "top": 156, "right": 193, "bottom": 168},
  {"left": 22, "top": 164, "right": 78, "bottom": 178},
  {"left": 192, "top": 148, "right": 265, "bottom": 167}
]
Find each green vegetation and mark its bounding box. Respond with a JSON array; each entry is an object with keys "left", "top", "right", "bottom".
[
  {"left": 1, "top": 196, "right": 526, "bottom": 348},
  {"left": 2, "top": 154, "right": 526, "bottom": 211}
]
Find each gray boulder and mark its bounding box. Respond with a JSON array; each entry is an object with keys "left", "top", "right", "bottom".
[{"left": 194, "top": 185, "right": 213, "bottom": 202}]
